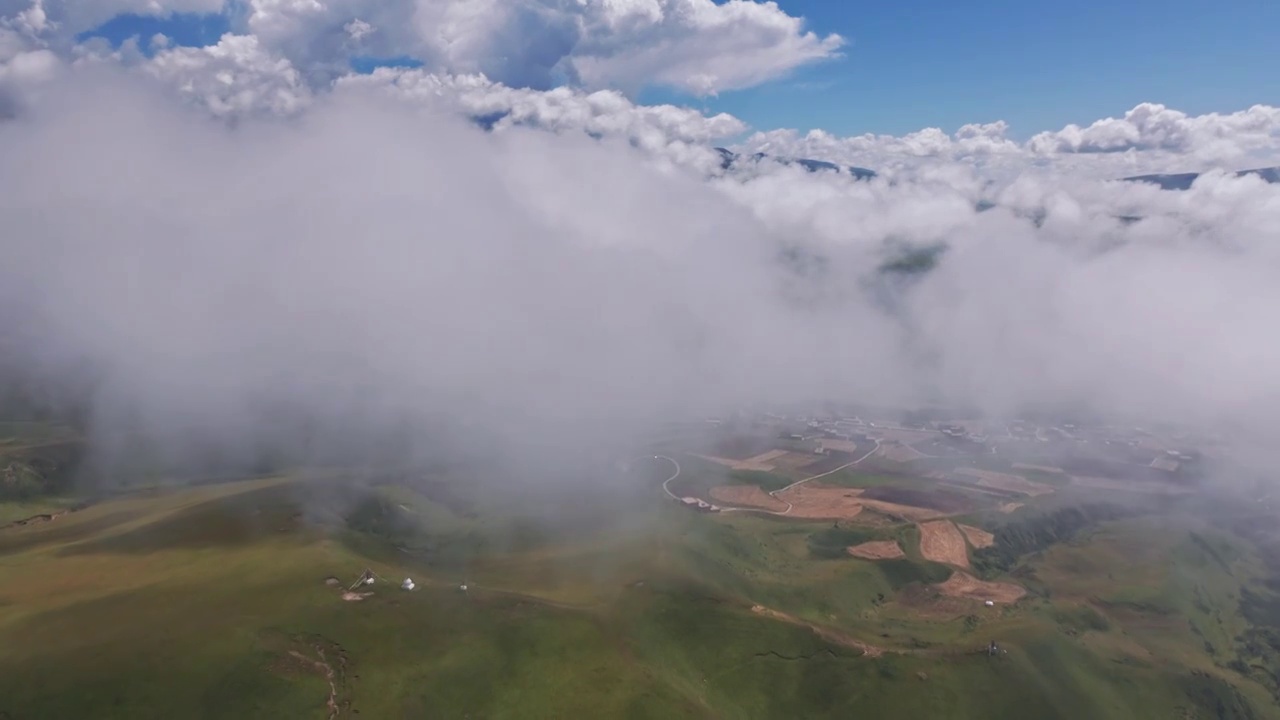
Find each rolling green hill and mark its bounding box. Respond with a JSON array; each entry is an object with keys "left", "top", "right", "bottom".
[{"left": 0, "top": 466, "right": 1275, "bottom": 719}]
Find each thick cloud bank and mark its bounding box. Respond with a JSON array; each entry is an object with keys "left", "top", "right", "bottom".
[{"left": 2, "top": 2, "right": 1280, "bottom": 477}]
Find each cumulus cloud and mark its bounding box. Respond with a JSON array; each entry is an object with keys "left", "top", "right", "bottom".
[
  {"left": 1028, "top": 103, "right": 1280, "bottom": 160},
  {"left": 337, "top": 68, "right": 744, "bottom": 167},
  {"left": 2, "top": 0, "right": 840, "bottom": 96},
  {"left": 143, "top": 33, "right": 310, "bottom": 116}
]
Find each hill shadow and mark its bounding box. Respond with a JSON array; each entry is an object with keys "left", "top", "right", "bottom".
[{"left": 56, "top": 483, "right": 310, "bottom": 557}]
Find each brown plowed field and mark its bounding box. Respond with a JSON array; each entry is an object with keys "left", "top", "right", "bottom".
[
  {"left": 918, "top": 520, "right": 970, "bottom": 567},
  {"left": 709, "top": 485, "right": 788, "bottom": 512},
  {"left": 846, "top": 540, "right": 905, "bottom": 560},
  {"left": 957, "top": 524, "right": 995, "bottom": 549},
  {"left": 936, "top": 571, "right": 1025, "bottom": 604}
]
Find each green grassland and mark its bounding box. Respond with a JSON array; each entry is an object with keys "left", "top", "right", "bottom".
[{"left": 0, "top": 459, "right": 1278, "bottom": 719}]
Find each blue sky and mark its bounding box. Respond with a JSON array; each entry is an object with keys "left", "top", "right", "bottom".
[
  {"left": 649, "top": 0, "right": 1280, "bottom": 138},
  {"left": 78, "top": 0, "right": 1280, "bottom": 139}
]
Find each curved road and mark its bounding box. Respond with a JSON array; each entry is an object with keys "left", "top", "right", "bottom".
[
  {"left": 655, "top": 455, "right": 682, "bottom": 500},
  {"left": 721, "top": 439, "right": 881, "bottom": 516}
]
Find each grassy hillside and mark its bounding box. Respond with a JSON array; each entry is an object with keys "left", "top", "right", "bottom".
[{"left": 0, "top": 471, "right": 1275, "bottom": 719}]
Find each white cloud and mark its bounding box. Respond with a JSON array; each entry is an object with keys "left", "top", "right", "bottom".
[
  {"left": 337, "top": 68, "right": 744, "bottom": 167},
  {"left": 1028, "top": 103, "right": 1280, "bottom": 162},
  {"left": 563, "top": 0, "right": 844, "bottom": 95},
  {"left": 236, "top": 0, "right": 842, "bottom": 95},
  {"left": 142, "top": 33, "right": 310, "bottom": 117}
]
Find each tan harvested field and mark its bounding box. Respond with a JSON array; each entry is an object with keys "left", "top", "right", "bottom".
[
  {"left": 846, "top": 540, "right": 905, "bottom": 560},
  {"left": 998, "top": 502, "right": 1024, "bottom": 514},
  {"left": 709, "top": 485, "right": 788, "bottom": 512},
  {"left": 955, "top": 468, "right": 1054, "bottom": 497},
  {"left": 773, "top": 483, "right": 865, "bottom": 519},
  {"left": 957, "top": 524, "right": 995, "bottom": 549},
  {"left": 935, "top": 571, "right": 1025, "bottom": 604},
  {"left": 877, "top": 440, "right": 925, "bottom": 463},
  {"left": 918, "top": 520, "right": 970, "bottom": 568}
]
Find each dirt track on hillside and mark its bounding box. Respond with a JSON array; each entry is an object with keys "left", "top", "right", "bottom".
[
  {"left": 710, "top": 485, "right": 788, "bottom": 512},
  {"left": 955, "top": 468, "right": 1054, "bottom": 497},
  {"left": 750, "top": 604, "right": 883, "bottom": 657},
  {"left": 957, "top": 524, "right": 995, "bottom": 549},
  {"left": 846, "top": 540, "right": 905, "bottom": 560},
  {"left": 936, "top": 572, "right": 1025, "bottom": 604}
]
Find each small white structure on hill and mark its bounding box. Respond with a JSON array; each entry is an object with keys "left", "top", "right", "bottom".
[
  {"left": 402, "top": 577, "right": 416, "bottom": 591},
  {"left": 984, "top": 600, "right": 995, "bottom": 607}
]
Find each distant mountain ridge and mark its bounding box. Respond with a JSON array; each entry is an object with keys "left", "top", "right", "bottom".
[
  {"left": 714, "top": 147, "right": 877, "bottom": 180},
  {"left": 1122, "top": 166, "right": 1280, "bottom": 190}
]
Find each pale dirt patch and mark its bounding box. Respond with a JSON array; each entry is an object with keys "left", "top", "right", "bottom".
[
  {"left": 750, "top": 604, "right": 884, "bottom": 657},
  {"left": 692, "top": 452, "right": 777, "bottom": 472},
  {"left": 877, "top": 428, "right": 938, "bottom": 444},
  {"left": 761, "top": 452, "right": 831, "bottom": 479},
  {"left": 856, "top": 499, "right": 946, "bottom": 522},
  {"left": 935, "top": 571, "right": 1025, "bottom": 604},
  {"left": 710, "top": 485, "right": 788, "bottom": 512},
  {"left": 957, "top": 524, "right": 995, "bottom": 549},
  {"left": 846, "top": 540, "right": 905, "bottom": 560},
  {"left": 1070, "top": 475, "right": 1194, "bottom": 494},
  {"left": 773, "top": 483, "right": 865, "bottom": 519},
  {"left": 821, "top": 439, "right": 861, "bottom": 453},
  {"left": 955, "top": 468, "right": 1054, "bottom": 497},
  {"left": 742, "top": 449, "right": 789, "bottom": 466},
  {"left": 918, "top": 520, "right": 970, "bottom": 568},
  {"left": 1012, "top": 462, "right": 1065, "bottom": 474},
  {"left": 340, "top": 592, "right": 372, "bottom": 602},
  {"left": 998, "top": 502, "right": 1024, "bottom": 514}
]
